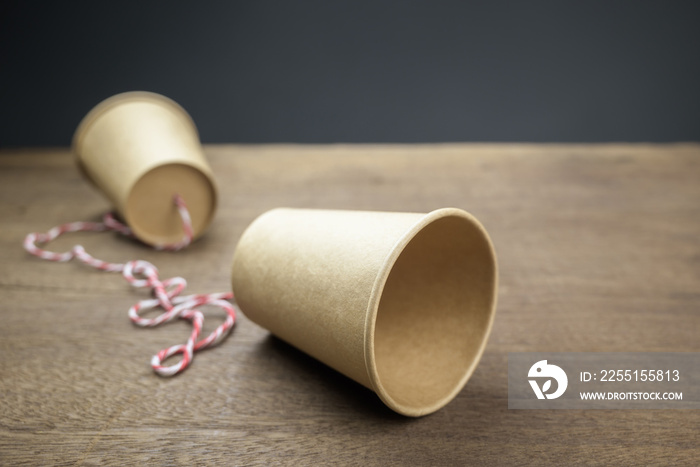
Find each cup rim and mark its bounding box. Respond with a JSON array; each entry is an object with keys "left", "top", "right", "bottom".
[
  {"left": 72, "top": 91, "right": 199, "bottom": 157},
  {"left": 363, "top": 207, "right": 499, "bottom": 416}
]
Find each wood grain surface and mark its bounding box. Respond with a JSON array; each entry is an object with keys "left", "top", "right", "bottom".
[{"left": 1, "top": 144, "right": 698, "bottom": 465}]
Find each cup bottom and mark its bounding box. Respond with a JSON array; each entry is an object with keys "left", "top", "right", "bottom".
[{"left": 125, "top": 163, "right": 216, "bottom": 246}]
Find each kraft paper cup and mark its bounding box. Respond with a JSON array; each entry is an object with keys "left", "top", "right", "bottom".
[
  {"left": 72, "top": 91, "right": 217, "bottom": 246},
  {"left": 231, "top": 208, "right": 498, "bottom": 416}
]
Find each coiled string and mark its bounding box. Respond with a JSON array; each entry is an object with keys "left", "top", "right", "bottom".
[{"left": 22, "top": 195, "right": 236, "bottom": 376}]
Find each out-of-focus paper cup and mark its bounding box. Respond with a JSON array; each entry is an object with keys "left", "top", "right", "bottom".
[
  {"left": 72, "top": 91, "right": 217, "bottom": 246},
  {"left": 231, "top": 208, "right": 498, "bottom": 416}
]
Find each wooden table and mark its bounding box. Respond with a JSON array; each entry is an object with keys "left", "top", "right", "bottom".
[{"left": 1, "top": 144, "right": 698, "bottom": 465}]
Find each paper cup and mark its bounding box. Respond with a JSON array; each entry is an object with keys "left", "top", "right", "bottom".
[
  {"left": 72, "top": 91, "right": 217, "bottom": 246},
  {"left": 231, "top": 208, "right": 498, "bottom": 416}
]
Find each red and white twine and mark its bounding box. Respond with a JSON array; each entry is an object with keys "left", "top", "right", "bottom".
[{"left": 23, "top": 195, "right": 236, "bottom": 376}]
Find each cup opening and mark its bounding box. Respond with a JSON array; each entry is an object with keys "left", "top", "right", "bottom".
[
  {"left": 368, "top": 210, "right": 497, "bottom": 416},
  {"left": 125, "top": 163, "right": 217, "bottom": 246}
]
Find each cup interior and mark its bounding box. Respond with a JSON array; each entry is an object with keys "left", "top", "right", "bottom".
[{"left": 368, "top": 211, "right": 497, "bottom": 416}]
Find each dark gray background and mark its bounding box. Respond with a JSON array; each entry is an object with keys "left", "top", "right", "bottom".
[{"left": 1, "top": 1, "right": 699, "bottom": 146}]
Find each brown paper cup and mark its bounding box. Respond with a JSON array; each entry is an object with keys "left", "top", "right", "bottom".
[
  {"left": 231, "top": 208, "right": 498, "bottom": 416},
  {"left": 72, "top": 91, "right": 217, "bottom": 246}
]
